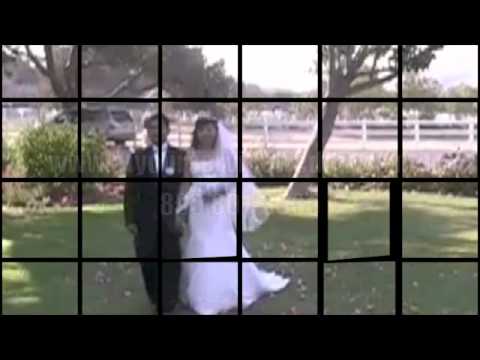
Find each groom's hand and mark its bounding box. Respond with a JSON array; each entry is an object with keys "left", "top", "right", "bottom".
[{"left": 126, "top": 223, "right": 138, "bottom": 237}]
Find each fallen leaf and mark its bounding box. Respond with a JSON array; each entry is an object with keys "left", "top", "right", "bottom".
[
  {"left": 354, "top": 308, "right": 362, "bottom": 314},
  {"left": 366, "top": 304, "right": 375, "bottom": 311},
  {"left": 280, "top": 243, "right": 288, "bottom": 252}
]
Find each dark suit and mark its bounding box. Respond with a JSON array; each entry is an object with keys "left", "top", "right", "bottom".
[
  {"left": 124, "top": 145, "right": 159, "bottom": 308},
  {"left": 160, "top": 145, "right": 185, "bottom": 312}
]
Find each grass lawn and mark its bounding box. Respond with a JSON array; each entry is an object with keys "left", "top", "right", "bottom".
[
  {"left": 83, "top": 204, "right": 134, "bottom": 258},
  {"left": 82, "top": 262, "right": 152, "bottom": 315},
  {"left": 2, "top": 206, "right": 77, "bottom": 258},
  {"left": 403, "top": 191, "right": 478, "bottom": 257},
  {"left": 3, "top": 187, "right": 477, "bottom": 315},
  {"left": 2, "top": 262, "right": 77, "bottom": 315},
  {"left": 324, "top": 262, "right": 395, "bottom": 315},
  {"left": 328, "top": 189, "right": 389, "bottom": 260},
  {"left": 403, "top": 262, "right": 478, "bottom": 315},
  {"left": 245, "top": 186, "right": 318, "bottom": 258}
]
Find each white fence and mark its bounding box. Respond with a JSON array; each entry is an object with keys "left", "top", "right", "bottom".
[{"left": 327, "top": 118, "right": 477, "bottom": 152}]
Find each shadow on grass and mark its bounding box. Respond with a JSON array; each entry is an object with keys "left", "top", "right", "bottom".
[
  {"left": 2, "top": 262, "right": 77, "bottom": 315},
  {"left": 82, "top": 262, "right": 152, "bottom": 315},
  {"left": 403, "top": 262, "right": 478, "bottom": 315},
  {"left": 329, "top": 206, "right": 390, "bottom": 260},
  {"left": 244, "top": 212, "right": 318, "bottom": 258},
  {"left": 324, "top": 262, "right": 395, "bottom": 315},
  {"left": 82, "top": 204, "right": 134, "bottom": 258},
  {"left": 403, "top": 198, "right": 478, "bottom": 258},
  {"left": 2, "top": 207, "right": 77, "bottom": 258}
]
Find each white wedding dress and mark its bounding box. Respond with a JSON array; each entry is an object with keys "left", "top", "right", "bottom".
[{"left": 177, "top": 156, "right": 290, "bottom": 315}]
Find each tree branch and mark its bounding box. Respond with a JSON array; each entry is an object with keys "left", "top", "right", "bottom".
[
  {"left": 103, "top": 67, "right": 146, "bottom": 97},
  {"left": 24, "top": 45, "right": 49, "bottom": 77},
  {"left": 347, "top": 72, "right": 397, "bottom": 96},
  {"left": 355, "top": 67, "right": 396, "bottom": 78}
]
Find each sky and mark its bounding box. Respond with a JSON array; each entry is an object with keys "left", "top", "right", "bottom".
[
  {"left": 419, "top": 45, "right": 478, "bottom": 87},
  {"left": 197, "top": 45, "right": 317, "bottom": 93},
  {"left": 198, "top": 45, "right": 478, "bottom": 92}
]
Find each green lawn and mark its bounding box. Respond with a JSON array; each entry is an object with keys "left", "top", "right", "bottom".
[
  {"left": 2, "top": 186, "right": 318, "bottom": 315},
  {"left": 83, "top": 262, "right": 152, "bottom": 315},
  {"left": 2, "top": 207, "right": 77, "bottom": 258},
  {"left": 2, "top": 262, "right": 77, "bottom": 315},
  {"left": 328, "top": 189, "right": 389, "bottom": 260},
  {"left": 83, "top": 204, "right": 134, "bottom": 258},
  {"left": 245, "top": 187, "right": 318, "bottom": 258},
  {"left": 403, "top": 191, "right": 478, "bottom": 257},
  {"left": 3, "top": 187, "right": 477, "bottom": 315},
  {"left": 324, "top": 262, "right": 395, "bottom": 315},
  {"left": 403, "top": 262, "right": 477, "bottom": 315}
]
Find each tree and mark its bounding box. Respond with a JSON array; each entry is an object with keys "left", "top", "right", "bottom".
[
  {"left": 163, "top": 45, "right": 236, "bottom": 98},
  {"left": 285, "top": 45, "right": 444, "bottom": 198},
  {"left": 82, "top": 45, "right": 158, "bottom": 97},
  {"left": 3, "top": 45, "right": 78, "bottom": 98},
  {"left": 403, "top": 73, "right": 445, "bottom": 119},
  {"left": 445, "top": 84, "right": 478, "bottom": 119},
  {"left": 3, "top": 45, "right": 159, "bottom": 99}
]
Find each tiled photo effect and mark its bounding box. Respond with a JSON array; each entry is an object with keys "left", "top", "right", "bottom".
[
  {"left": 82, "top": 45, "right": 158, "bottom": 98},
  {"left": 323, "top": 102, "right": 398, "bottom": 178},
  {"left": 163, "top": 262, "right": 238, "bottom": 315},
  {"left": 2, "top": 262, "right": 77, "bottom": 315},
  {"left": 164, "top": 181, "right": 237, "bottom": 259},
  {"left": 162, "top": 45, "right": 238, "bottom": 98},
  {"left": 328, "top": 182, "right": 390, "bottom": 260},
  {"left": 2, "top": 182, "right": 78, "bottom": 258},
  {"left": 83, "top": 182, "right": 153, "bottom": 258},
  {"left": 243, "top": 45, "right": 318, "bottom": 98},
  {"left": 81, "top": 102, "right": 158, "bottom": 178},
  {"left": 242, "top": 102, "right": 318, "bottom": 179},
  {"left": 402, "top": 182, "right": 478, "bottom": 258},
  {"left": 403, "top": 103, "right": 477, "bottom": 178},
  {"left": 2, "top": 45, "right": 78, "bottom": 98},
  {"left": 322, "top": 45, "right": 398, "bottom": 98},
  {"left": 82, "top": 262, "right": 156, "bottom": 315},
  {"left": 243, "top": 262, "right": 317, "bottom": 315},
  {"left": 324, "top": 262, "right": 395, "bottom": 315},
  {"left": 162, "top": 102, "right": 238, "bottom": 179},
  {"left": 243, "top": 182, "right": 318, "bottom": 258},
  {"left": 403, "top": 262, "right": 478, "bottom": 315},
  {"left": 403, "top": 45, "right": 478, "bottom": 98},
  {"left": 2, "top": 102, "right": 78, "bottom": 178}
]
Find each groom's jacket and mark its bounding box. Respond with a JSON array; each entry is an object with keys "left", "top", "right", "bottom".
[
  {"left": 124, "top": 144, "right": 185, "bottom": 237},
  {"left": 124, "top": 145, "right": 159, "bottom": 230}
]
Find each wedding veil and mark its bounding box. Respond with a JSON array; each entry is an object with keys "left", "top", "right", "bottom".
[{"left": 214, "top": 120, "right": 270, "bottom": 232}]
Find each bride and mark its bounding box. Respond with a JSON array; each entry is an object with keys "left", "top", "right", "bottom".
[{"left": 176, "top": 116, "right": 290, "bottom": 315}]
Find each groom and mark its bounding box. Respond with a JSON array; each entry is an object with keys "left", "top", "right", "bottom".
[
  {"left": 124, "top": 111, "right": 161, "bottom": 313},
  {"left": 159, "top": 113, "right": 185, "bottom": 313},
  {"left": 124, "top": 111, "right": 185, "bottom": 314}
]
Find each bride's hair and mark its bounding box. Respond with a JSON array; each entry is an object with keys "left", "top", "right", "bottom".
[{"left": 191, "top": 117, "right": 219, "bottom": 150}]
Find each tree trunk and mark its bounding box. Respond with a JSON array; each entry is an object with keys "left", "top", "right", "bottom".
[
  {"left": 322, "top": 102, "right": 340, "bottom": 151},
  {"left": 44, "top": 45, "right": 68, "bottom": 98},
  {"left": 65, "top": 46, "right": 78, "bottom": 97},
  {"left": 284, "top": 102, "right": 341, "bottom": 199},
  {"left": 284, "top": 130, "right": 318, "bottom": 199}
]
